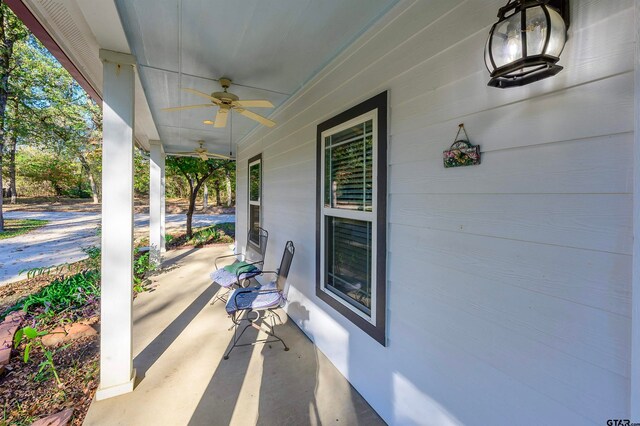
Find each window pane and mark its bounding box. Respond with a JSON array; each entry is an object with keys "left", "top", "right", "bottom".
[
  {"left": 324, "top": 119, "right": 373, "bottom": 211},
  {"left": 325, "top": 216, "right": 372, "bottom": 315},
  {"left": 249, "top": 205, "right": 260, "bottom": 245},
  {"left": 327, "top": 122, "right": 365, "bottom": 147},
  {"left": 249, "top": 162, "right": 261, "bottom": 202}
]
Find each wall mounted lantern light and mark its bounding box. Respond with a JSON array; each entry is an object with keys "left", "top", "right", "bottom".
[{"left": 484, "top": 0, "right": 569, "bottom": 88}]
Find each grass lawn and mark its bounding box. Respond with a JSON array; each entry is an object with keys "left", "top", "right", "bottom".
[{"left": 0, "top": 218, "right": 48, "bottom": 240}]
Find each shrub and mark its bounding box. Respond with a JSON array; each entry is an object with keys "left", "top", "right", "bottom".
[{"left": 2, "top": 270, "right": 100, "bottom": 320}]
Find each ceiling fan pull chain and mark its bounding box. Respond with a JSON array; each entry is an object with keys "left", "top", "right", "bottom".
[{"left": 229, "top": 110, "right": 233, "bottom": 156}]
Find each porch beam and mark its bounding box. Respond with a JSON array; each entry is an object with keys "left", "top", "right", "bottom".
[
  {"left": 149, "top": 140, "right": 166, "bottom": 265},
  {"left": 96, "top": 50, "right": 136, "bottom": 400}
]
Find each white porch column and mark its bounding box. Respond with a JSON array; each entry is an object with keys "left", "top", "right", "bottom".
[
  {"left": 96, "top": 49, "right": 136, "bottom": 400},
  {"left": 161, "top": 154, "right": 166, "bottom": 253},
  {"left": 149, "top": 140, "right": 165, "bottom": 265}
]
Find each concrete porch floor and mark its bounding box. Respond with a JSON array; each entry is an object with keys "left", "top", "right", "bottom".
[{"left": 84, "top": 245, "right": 384, "bottom": 425}]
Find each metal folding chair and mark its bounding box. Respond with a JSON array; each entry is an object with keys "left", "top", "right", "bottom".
[
  {"left": 223, "top": 241, "right": 295, "bottom": 360},
  {"left": 210, "top": 227, "right": 268, "bottom": 305}
]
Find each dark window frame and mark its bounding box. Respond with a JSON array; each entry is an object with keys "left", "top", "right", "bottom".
[
  {"left": 248, "top": 153, "right": 262, "bottom": 250},
  {"left": 316, "top": 91, "right": 388, "bottom": 346}
]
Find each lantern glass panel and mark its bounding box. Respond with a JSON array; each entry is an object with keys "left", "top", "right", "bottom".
[
  {"left": 484, "top": 36, "right": 493, "bottom": 72},
  {"left": 491, "top": 12, "right": 522, "bottom": 68},
  {"left": 546, "top": 7, "right": 567, "bottom": 57},
  {"left": 525, "top": 6, "right": 547, "bottom": 56}
]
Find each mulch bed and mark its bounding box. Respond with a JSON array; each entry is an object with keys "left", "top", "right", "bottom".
[
  {"left": 1, "top": 336, "right": 99, "bottom": 425},
  {"left": 0, "top": 262, "right": 100, "bottom": 425},
  {"left": 0, "top": 261, "right": 90, "bottom": 316},
  {"left": 0, "top": 221, "right": 235, "bottom": 424}
]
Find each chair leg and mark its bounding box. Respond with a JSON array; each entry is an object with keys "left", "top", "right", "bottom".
[
  {"left": 223, "top": 310, "right": 289, "bottom": 359},
  {"left": 267, "top": 310, "right": 289, "bottom": 352},
  {"left": 224, "top": 312, "right": 252, "bottom": 360},
  {"left": 210, "top": 286, "right": 232, "bottom": 305}
]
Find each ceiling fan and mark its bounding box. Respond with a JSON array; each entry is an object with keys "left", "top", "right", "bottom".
[
  {"left": 170, "top": 140, "right": 234, "bottom": 161},
  {"left": 162, "top": 78, "right": 276, "bottom": 128}
]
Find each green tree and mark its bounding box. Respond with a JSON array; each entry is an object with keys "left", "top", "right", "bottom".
[
  {"left": 166, "top": 157, "right": 232, "bottom": 238},
  {"left": 208, "top": 161, "right": 236, "bottom": 206},
  {"left": 0, "top": 34, "right": 101, "bottom": 204},
  {"left": 133, "top": 150, "right": 149, "bottom": 196},
  {"left": 17, "top": 148, "right": 76, "bottom": 195},
  {"left": 15, "top": 37, "right": 101, "bottom": 202},
  {"left": 0, "top": 2, "right": 29, "bottom": 231}
]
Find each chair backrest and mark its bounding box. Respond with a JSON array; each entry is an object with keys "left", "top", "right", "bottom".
[
  {"left": 275, "top": 241, "right": 295, "bottom": 291},
  {"left": 246, "top": 227, "right": 269, "bottom": 262}
]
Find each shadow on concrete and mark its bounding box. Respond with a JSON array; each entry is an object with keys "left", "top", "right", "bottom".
[
  {"left": 161, "top": 247, "right": 200, "bottom": 269},
  {"left": 255, "top": 301, "right": 319, "bottom": 425},
  {"left": 187, "top": 320, "right": 258, "bottom": 426},
  {"left": 187, "top": 301, "right": 323, "bottom": 426},
  {"left": 133, "top": 281, "right": 220, "bottom": 381}
]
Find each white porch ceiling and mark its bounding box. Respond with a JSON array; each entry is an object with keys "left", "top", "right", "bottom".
[{"left": 113, "top": 0, "right": 399, "bottom": 156}]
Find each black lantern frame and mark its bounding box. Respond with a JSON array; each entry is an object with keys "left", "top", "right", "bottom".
[{"left": 485, "top": 0, "right": 570, "bottom": 88}]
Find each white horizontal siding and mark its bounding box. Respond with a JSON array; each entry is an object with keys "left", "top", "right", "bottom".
[{"left": 236, "top": 0, "right": 634, "bottom": 424}]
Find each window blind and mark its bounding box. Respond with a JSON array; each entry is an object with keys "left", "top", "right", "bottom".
[{"left": 324, "top": 120, "right": 373, "bottom": 211}]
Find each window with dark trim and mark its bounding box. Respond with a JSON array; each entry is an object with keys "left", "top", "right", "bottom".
[
  {"left": 316, "top": 91, "right": 387, "bottom": 346},
  {"left": 248, "top": 154, "right": 262, "bottom": 248}
]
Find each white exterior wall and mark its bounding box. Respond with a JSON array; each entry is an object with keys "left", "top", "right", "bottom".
[{"left": 236, "top": 0, "right": 634, "bottom": 424}]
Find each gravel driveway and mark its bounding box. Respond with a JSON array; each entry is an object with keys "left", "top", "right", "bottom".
[{"left": 0, "top": 211, "right": 234, "bottom": 286}]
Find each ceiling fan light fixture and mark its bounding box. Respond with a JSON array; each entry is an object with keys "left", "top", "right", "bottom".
[{"left": 165, "top": 78, "right": 277, "bottom": 128}]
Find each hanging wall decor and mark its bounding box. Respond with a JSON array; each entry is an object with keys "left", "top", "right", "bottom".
[{"left": 443, "top": 124, "right": 480, "bottom": 168}]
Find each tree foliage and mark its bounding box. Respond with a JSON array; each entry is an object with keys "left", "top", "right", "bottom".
[
  {"left": 16, "top": 149, "right": 77, "bottom": 195},
  {"left": 166, "top": 157, "right": 232, "bottom": 237},
  {"left": 0, "top": 4, "right": 237, "bottom": 235},
  {"left": 0, "top": 34, "right": 101, "bottom": 202}
]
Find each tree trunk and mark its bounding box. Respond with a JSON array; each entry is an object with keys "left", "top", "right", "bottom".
[
  {"left": 225, "top": 173, "right": 232, "bottom": 207},
  {"left": 203, "top": 183, "right": 208, "bottom": 211},
  {"left": 52, "top": 182, "right": 63, "bottom": 196},
  {"left": 0, "top": 146, "right": 3, "bottom": 232},
  {"left": 7, "top": 132, "right": 16, "bottom": 203},
  {"left": 214, "top": 181, "right": 221, "bottom": 206},
  {"left": 79, "top": 153, "right": 99, "bottom": 203},
  {"left": 186, "top": 179, "right": 196, "bottom": 238},
  {"left": 0, "top": 51, "right": 8, "bottom": 230},
  {"left": 0, "top": 74, "right": 8, "bottom": 231},
  {"left": 0, "top": 5, "right": 25, "bottom": 231}
]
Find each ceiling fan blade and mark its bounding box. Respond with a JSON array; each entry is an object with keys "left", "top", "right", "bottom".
[
  {"left": 213, "top": 109, "right": 228, "bottom": 128},
  {"left": 206, "top": 152, "right": 234, "bottom": 160},
  {"left": 161, "top": 104, "right": 214, "bottom": 112},
  {"left": 233, "top": 100, "right": 274, "bottom": 108},
  {"left": 167, "top": 152, "right": 196, "bottom": 157},
  {"left": 237, "top": 108, "right": 276, "bottom": 128},
  {"left": 181, "top": 88, "right": 222, "bottom": 104}
]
